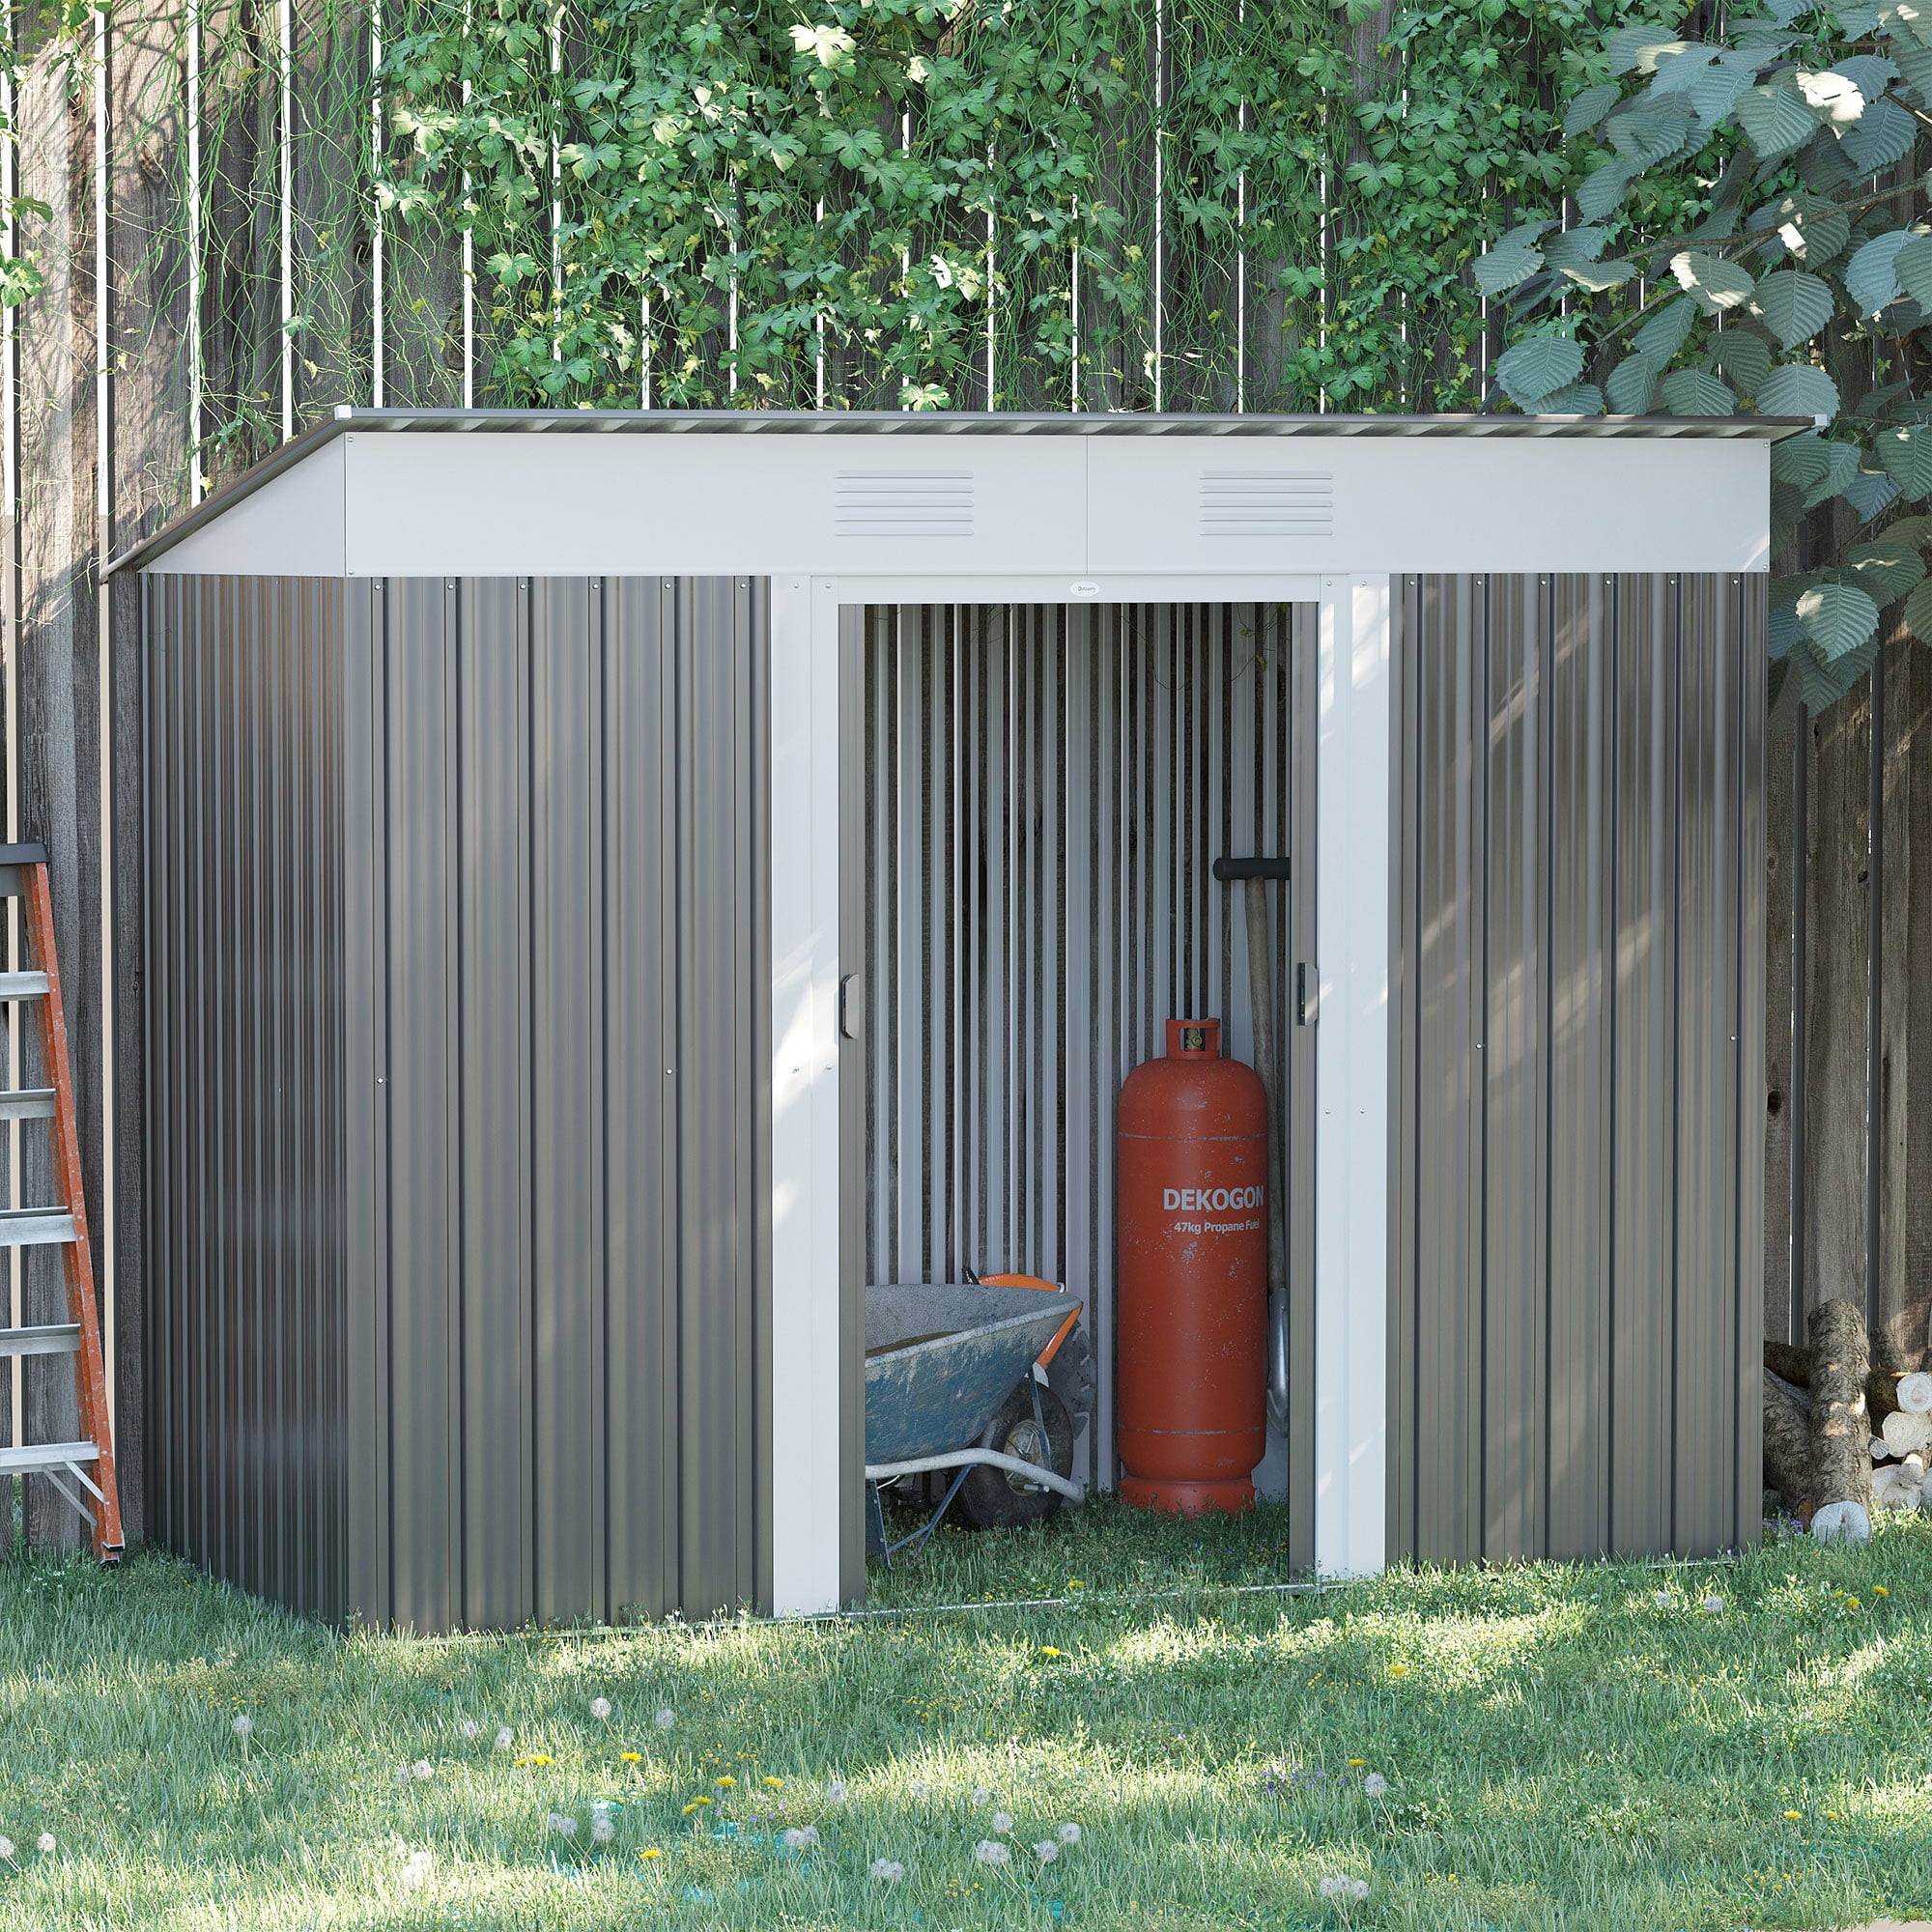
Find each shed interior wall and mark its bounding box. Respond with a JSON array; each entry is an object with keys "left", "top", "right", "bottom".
[{"left": 853, "top": 601, "right": 1316, "bottom": 1547}]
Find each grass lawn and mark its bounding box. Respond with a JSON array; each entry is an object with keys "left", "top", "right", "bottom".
[{"left": 3, "top": 1499, "right": 1931, "bottom": 1930}]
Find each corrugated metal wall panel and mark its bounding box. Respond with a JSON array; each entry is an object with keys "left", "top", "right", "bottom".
[
  {"left": 859, "top": 602, "right": 1314, "bottom": 1532},
  {"left": 143, "top": 574, "right": 349, "bottom": 1623},
  {"left": 1392, "top": 572, "right": 1765, "bottom": 1565},
  {"left": 145, "top": 572, "right": 769, "bottom": 1631}
]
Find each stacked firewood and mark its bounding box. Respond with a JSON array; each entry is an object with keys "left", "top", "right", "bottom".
[{"left": 1763, "top": 1299, "right": 1932, "bottom": 1541}]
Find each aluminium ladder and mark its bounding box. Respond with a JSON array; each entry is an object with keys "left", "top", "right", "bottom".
[{"left": 0, "top": 841, "right": 122, "bottom": 1560}]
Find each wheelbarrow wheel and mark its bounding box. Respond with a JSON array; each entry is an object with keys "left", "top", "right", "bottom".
[{"left": 957, "top": 1379, "right": 1075, "bottom": 1530}]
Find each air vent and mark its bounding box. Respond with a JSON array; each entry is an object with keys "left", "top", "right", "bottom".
[
  {"left": 835, "top": 470, "right": 975, "bottom": 538},
  {"left": 1198, "top": 470, "right": 1333, "bottom": 539}
]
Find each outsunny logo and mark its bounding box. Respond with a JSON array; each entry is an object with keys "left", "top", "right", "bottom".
[{"left": 1162, "top": 1186, "right": 1264, "bottom": 1212}]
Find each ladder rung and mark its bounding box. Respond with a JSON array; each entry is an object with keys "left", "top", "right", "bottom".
[
  {"left": 0, "top": 1439, "right": 99, "bottom": 1476},
  {"left": 0, "top": 971, "right": 49, "bottom": 1000},
  {"left": 0, "top": 1322, "right": 79, "bottom": 1357},
  {"left": 0, "top": 1087, "right": 56, "bottom": 1121},
  {"left": 0, "top": 1207, "right": 76, "bottom": 1247}
]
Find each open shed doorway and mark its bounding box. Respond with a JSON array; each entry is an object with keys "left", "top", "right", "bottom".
[{"left": 843, "top": 599, "right": 1320, "bottom": 1565}]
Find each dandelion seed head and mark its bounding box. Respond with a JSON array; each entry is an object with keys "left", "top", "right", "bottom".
[
  {"left": 400, "top": 1848, "right": 433, "bottom": 1888},
  {"left": 36, "top": 1833, "right": 55, "bottom": 1856},
  {"left": 412, "top": 1759, "right": 434, "bottom": 1780},
  {"left": 1350, "top": 1878, "right": 1370, "bottom": 1900},
  {"left": 461, "top": 1719, "right": 480, "bottom": 1739},
  {"left": 655, "top": 1708, "right": 675, "bottom": 1729},
  {"left": 1702, "top": 1595, "right": 1724, "bottom": 1614},
  {"left": 232, "top": 1714, "right": 252, "bottom": 1739},
  {"left": 548, "top": 1813, "right": 577, "bottom": 1836},
  {"left": 1034, "top": 1839, "right": 1059, "bottom": 1863},
  {"left": 1655, "top": 1589, "right": 1672, "bottom": 1607},
  {"left": 971, "top": 1786, "right": 991, "bottom": 1807},
  {"left": 1364, "top": 1773, "right": 1388, "bottom": 1798},
  {"left": 991, "top": 1811, "right": 1012, "bottom": 1834},
  {"left": 909, "top": 1778, "right": 929, "bottom": 1799},
  {"left": 591, "top": 1814, "right": 616, "bottom": 1844},
  {"left": 826, "top": 1777, "right": 847, "bottom": 1803},
  {"left": 870, "top": 1857, "right": 904, "bottom": 1881},
  {"left": 0, "top": 1839, "right": 13, "bottom": 1861},
  {"left": 975, "top": 1839, "right": 1010, "bottom": 1864},
  {"left": 588, "top": 1696, "right": 612, "bottom": 1720},
  {"left": 783, "top": 1826, "right": 819, "bottom": 1850},
  {"left": 496, "top": 1727, "right": 514, "bottom": 1750},
  {"left": 1058, "top": 1822, "right": 1081, "bottom": 1844},
  {"left": 1319, "top": 1876, "right": 1344, "bottom": 1898}
]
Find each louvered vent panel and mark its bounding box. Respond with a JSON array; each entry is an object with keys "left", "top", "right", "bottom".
[
  {"left": 835, "top": 470, "right": 975, "bottom": 538},
  {"left": 1198, "top": 470, "right": 1333, "bottom": 538}
]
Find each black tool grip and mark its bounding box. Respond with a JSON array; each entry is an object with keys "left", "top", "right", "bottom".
[{"left": 1212, "top": 856, "right": 1291, "bottom": 882}]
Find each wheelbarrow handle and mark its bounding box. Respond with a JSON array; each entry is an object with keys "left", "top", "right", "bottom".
[{"left": 865, "top": 1449, "right": 1087, "bottom": 1505}]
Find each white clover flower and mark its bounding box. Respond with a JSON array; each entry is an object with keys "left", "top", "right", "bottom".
[
  {"left": 495, "top": 1727, "right": 514, "bottom": 1750},
  {"left": 826, "top": 1778, "right": 847, "bottom": 1804},
  {"left": 590, "top": 1696, "right": 612, "bottom": 1720},
  {"left": 1702, "top": 1595, "right": 1724, "bottom": 1614},
  {"left": 909, "top": 1779, "right": 929, "bottom": 1799},
  {"left": 971, "top": 1786, "right": 991, "bottom": 1807},
  {"left": 1034, "top": 1839, "right": 1060, "bottom": 1862},
  {"left": 655, "top": 1708, "right": 675, "bottom": 1730},
  {"left": 991, "top": 1811, "right": 1012, "bottom": 1834},
  {"left": 412, "top": 1759, "right": 434, "bottom": 1780},
  {"left": 548, "top": 1812, "right": 577, "bottom": 1837},
  {"left": 1057, "top": 1822, "right": 1081, "bottom": 1844},
  {"left": 591, "top": 1813, "right": 616, "bottom": 1845},
  {"left": 870, "top": 1857, "right": 904, "bottom": 1882},
  {"left": 0, "top": 1838, "right": 13, "bottom": 1860},
  {"left": 461, "top": 1719, "right": 480, "bottom": 1740},
  {"left": 975, "top": 1839, "right": 1010, "bottom": 1865},
  {"left": 783, "top": 1826, "right": 819, "bottom": 1850},
  {"left": 1364, "top": 1773, "right": 1388, "bottom": 1798},
  {"left": 232, "top": 1714, "right": 252, "bottom": 1740},
  {"left": 36, "top": 1833, "right": 55, "bottom": 1856}
]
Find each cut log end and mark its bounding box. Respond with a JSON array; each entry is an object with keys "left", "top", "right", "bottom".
[{"left": 1810, "top": 1498, "right": 1872, "bottom": 1545}]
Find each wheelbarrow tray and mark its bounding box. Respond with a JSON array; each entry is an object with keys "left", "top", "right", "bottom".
[{"left": 865, "top": 1283, "right": 1071, "bottom": 1464}]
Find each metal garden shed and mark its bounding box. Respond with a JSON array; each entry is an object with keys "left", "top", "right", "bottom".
[{"left": 111, "top": 408, "right": 1793, "bottom": 1631}]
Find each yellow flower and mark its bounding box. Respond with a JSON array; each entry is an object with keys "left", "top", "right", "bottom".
[
  {"left": 1389, "top": 1663, "right": 1410, "bottom": 1677},
  {"left": 640, "top": 1847, "right": 664, "bottom": 1861},
  {"left": 1348, "top": 1759, "right": 1366, "bottom": 1768},
  {"left": 621, "top": 1751, "right": 642, "bottom": 1763},
  {"left": 693, "top": 1795, "right": 712, "bottom": 1805},
  {"left": 1826, "top": 1810, "right": 1842, "bottom": 1821},
  {"left": 1783, "top": 1810, "right": 1802, "bottom": 1821},
  {"left": 1066, "top": 1580, "right": 1084, "bottom": 1589},
  {"left": 763, "top": 1776, "right": 783, "bottom": 1789},
  {"left": 681, "top": 1803, "right": 702, "bottom": 1816},
  {"left": 1873, "top": 1584, "right": 1889, "bottom": 1597},
  {"left": 531, "top": 1754, "right": 554, "bottom": 1766},
  {"left": 1041, "top": 1646, "right": 1064, "bottom": 1658},
  {"left": 716, "top": 1776, "right": 735, "bottom": 1788},
  {"left": 514, "top": 1757, "right": 530, "bottom": 1768},
  {"left": 1847, "top": 1598, "right": 1861, "bottom": 1609}
]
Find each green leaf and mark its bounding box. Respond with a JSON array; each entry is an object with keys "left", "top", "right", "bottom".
[
  {"left": 1494, "top": 336, "right": 1585, "bottom": 409},
  {"left": 1831, "top": 53, "right": 1900, "bottom": 99},
  {"left": 1540, "top": 226, "right": 1607, "bottom": 269},
  {"left": 1905, "top": 576, "right": 1932, "bottom": 644},
  {"left": 1661, "top": 367, "right": 1736, "bottom": 414},
  {"left": 1670, "top": 250, "right": 1755, "bottom": 313},
  {"left": 1751, "top": 270, "right": 1836, "bottom": 349},
  {"left": 1846, "top": 232, "right": 1914, "bottom": 317},
  {"left": 1606, "top": 22, "right": 1690, "bottom": 73},
  {"left": 1797, "top": 582, "right": 1882, "bottom": 659},
  {"left": 1475, "top": 239, "right": 1546, "bottom": 298},
  {"left": 1734, "top": 80, "right": 1819, "bottom": 157},
  {"left": 1711, "top": 331, "right": 1773, "bottom": 393},
  {"left": 1877, "top": 422, "right": 1932, "bottom": 495},
  {"left": 1845, "top": 539, "right": 1927, "bottom": 599},
  {"left": 1840, "top": 96, "right": 1917, "bottom": 172},
  {"left": 1771, "top": 432, "right": 1832, "bottom": 489},
  {"left": 1846, "top": 469, "right": 1902, "bottom": 524},
  {"left": 1804, "top": 440, "right": 1863, "bottom": 507},
  {"left": 1563, "top": 260, "right": 1638, "bottom": 293},
  {"left": 1762, "top": 192, "right": 1852, "bottom": 270},
  {"left": 1634, "top": 296, "right": 1697, "bottom": 362},
  {"left": 1880, "top": 514, "right": 1932, "bottom": 548},
  {"left": 1606, "top": 353, "right": 1661, "bottom": 414},
  {"left": 1759, "top": 362, "right": 1841, "bottom": 418},
  {"left": 1895, "top": 235, "right": 1932, "bottom": 310},
  {"left": 1576, "top": 156, "right": 1640, "bottom": 221},
  {"left": 1565, "top": 83, "right": 1622, "bottom": 135},
  {"left": 1534, "top": 383, "right": 1605, "bottom": 414}
]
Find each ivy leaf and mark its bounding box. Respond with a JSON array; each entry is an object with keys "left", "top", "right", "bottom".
[
  {"left": 1735, "top": 79, "right": 1820, "bottom": 157},
  {"left": 1565, "top": 83, "right": 1622, "bottom": 134},
  {"left": 1751, "top": 270, "right": 1835, "bottom": 348},
  {"left": 1662, "top": 367, "right": 1736, "bottom": 413},
  {"left": 1494, "top": 335, "right": 1585, "bottom": 410},
  {"left": 1797, "top": 582, "right": 1882, "bottom": 659},
  {"left": 1905, "top": 577, "right": 1932, "bottom": 644},
  {"left": 1877, "top": 423, "right": 1932, "bottom": 496},
  {"left": 1760, "top": 362, "right": 1840, "bottom": 418},
  {"left": 1634, "top": 295, "right": 1697, "bottom": 362},
  {"left": 1606, "top": 352, "right": 1661, "bottom": 413},
  {"left": 1845, "top": 539, "right": 1927, "bottom": 599},
  {"left": 1845, "top": 232, "right": 1914, "bottom": 317},
  {"left": 1670, "top": 249, "right": 1755, "bottom": 313},
  {"left": 788, "top": 21, "right": 856, "bottom": 66}
]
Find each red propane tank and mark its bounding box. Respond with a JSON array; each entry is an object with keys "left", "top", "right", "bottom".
[{"left": 1116, "top": 1018, "right": 1268, "bottom": 1513}]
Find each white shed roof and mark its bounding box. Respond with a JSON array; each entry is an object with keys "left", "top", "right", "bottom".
[{"left": 115, "top": 408, "right": 1807, "bottom": 582}]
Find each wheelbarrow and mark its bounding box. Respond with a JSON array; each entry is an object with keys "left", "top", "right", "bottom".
[{"left": 866, "top": 1281, "right": 1088, "bottom": 1562}]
